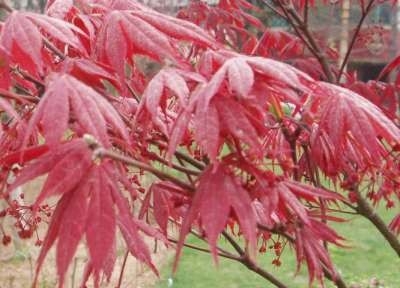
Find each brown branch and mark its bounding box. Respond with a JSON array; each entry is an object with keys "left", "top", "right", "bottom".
[
  {"left": 168, "top": 238, "right": 241, "bottom": 261},
  {"left": 281, "top": 2, "right": 335, "bottom": 82},
  {"left": 337, "top": 0, "right": 376, "bottom": 82},
  {"left": 149, "top": 152, "right": 201, "bottom": 176},
  {"left": 175, "top": 154, "right": 195, "bottom": 185},
  {"left": 354, "top": 189, "right": 400, "bottom": 257},
  {"left": 303, "top": 0, "right": 309, "bottom": 25},
  {"left": 116, "top": 250, "right": 129, "bottom": 288},
  {"left": 0, "top": 0, "right": 13, "bottom": 13},
  {"left": 89, "top": 145, "right": 195, "bottom": 192},
  {"left": 222, "top": 231, "right": 245, "bottom": 255},
  {"left": 323, "top": 266, "right": 348, "bottom": 288},
  {"left": 0, "top": 89, "right": 39, "bottom": 103},
  {"left": 267, "top": 0, "right": 334, "bottom": 82},
  {"left": 43, "top": 38, "right": 66, "bottom": 60},
  {"left": 221, "top": 232, "right": 289, "bottom": 288},
  {"left": 149, "top": 139, "right": 206, "bottom": 170}
]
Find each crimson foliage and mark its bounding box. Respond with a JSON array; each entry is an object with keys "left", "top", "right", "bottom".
[{"left": 0, "top": 1, "right": 400, "bottom": 287}]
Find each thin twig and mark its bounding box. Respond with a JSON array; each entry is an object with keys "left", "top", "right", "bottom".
[
  {"left": 305, "top": 204, "right": 358, "bottom": 215},
  {"left": 91, "top": 146, "right": 195, "bottom": 192},
  {"left": 303, "top": 0, "right": 309, "bottom": 25},
  {"left": 337, "top": 0, "right": 376, "bottom": 82},
  {"left": 175, "top": 154, "right": 196, "bottom": 184},
  {"left": 0, "top": 89, "right": 39, "bottom": 103},
  {"left": 168, "top": 238, "right": 241, "bottom": 261},
  {"left": 11, "top": 67, "right": 45, "bottom": 89},
  {"left": 149, "top": 139, "right": 206, "bottom": 170},
  {"left": 150, "top": 152, "right": 201, "bottom": 176},
  {"left": 116, "top": 251, "right": 129, "bottom": 288},
  {"left": 43, "top": 38, "right": 66, "bottom": 60},
  {"left": 281, "top": 2, "right": 335, "bottom": 82}
]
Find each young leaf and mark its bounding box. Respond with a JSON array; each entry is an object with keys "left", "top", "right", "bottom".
[
  {"left": 24, "top": 73, "right": 128, "bottom": 147},
  {"left": 176, "top": 164, "right": 256, "bottom": 265}
]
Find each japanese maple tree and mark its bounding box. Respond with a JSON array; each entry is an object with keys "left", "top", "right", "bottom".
[{"left": 0, "top": 0, "right": 400, "bottom": 287}]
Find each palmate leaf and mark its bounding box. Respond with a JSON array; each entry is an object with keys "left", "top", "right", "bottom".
[
  {"left": 175, "top": 164, "right": 256, "bottom": 265},
  {"left": 0, "top": 12, "right": 85, "bottom": 75},
  {"left": 21, "top": 148, "right": 158, "bottom": 288},
  {"left": 310, "top": 83, "right": 400, "bottom": 174},
  {"left": 60, "top": 58, "right": 120, "bottom": 92},
  {"left": 96, "top": 8, "right": 214, "bottom": 80},
  {"left": 165, "top": 53, "right": 314, "bottom": 160},
  {"left": 24, "top": 73, "right": 128, "bottom": 147},
  {"left": 194, "top": 101, "right": 220, "bottom": 161},
  {"left": 294, "top": 219, "right": 344, "bottom": 286},
  {"left": 138, "top": 68, "right": 190, "bottom": 121},
  {"left": 255, "top": 173, "right": 343, "bottom": 227},
  {"left": 45, "top": 0, "right": 74, "bottom": 19},
  {"left": 8, "top": 139, "right": 92, "bottom": 208}
]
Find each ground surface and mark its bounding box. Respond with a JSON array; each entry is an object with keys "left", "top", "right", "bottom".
[{"left": 156, "top": 207, "right": 400, "bottom": 288}]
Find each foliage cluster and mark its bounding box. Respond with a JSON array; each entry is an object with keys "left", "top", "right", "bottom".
[{"left": 0, "top": 1, "right": 400, "bottom": 287}]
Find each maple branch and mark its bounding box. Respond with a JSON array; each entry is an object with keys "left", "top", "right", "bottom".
[
  {"left": 323, "top": 266, "right": 348, "bottom": 288},
  {"left": 303, "top": 0, "right": 309, "bottom": 25},
  {"left": 168, "top": 238, "right": 241, "bottom": 261},
  {"left": 221, "top": 232, "right": 289, "bottom": 288},
  {"left": 126, "top": 82, "right": 141, "bottom": 103},
  {"left": 148, "top": 139, "right": 206, "bottom": 170},
  {"left": 0, "top": 88, "right": 39, "bottom": 103},
  {"left": 175, "top": 155, "right": 195, "bottom": 185},
  {"left": 264, "top": 0, "right": 318, "bottom": 58},
  {"left": 116, "top": 250, "right": 129, "bottom": 288},
  {"left": 261, "top": 0, "right": 286, "bottom": 19},
  {"left": 337, "top": 0, "right": 376, "bottom": 82},
  {"left": 43, "top": 38, "right": 66, "bottom": 60},
  {"left": 0, "top": 0, "right": 13, "bottom": 13},
  {"left": 92, "top": 146, "right": 195, "bottom": 192},
  {"left": 11, "top": 67, "right": 45, "bottom": 94},
  {"left": 221, "top": 231, "right": 245, "bottom": 255},
  {"left": 354, "top": 189, "right": 400, "bottom": 257},
  {"left": 271, "top": 0, "right": 335, "bottom": 82},
  {"left": 149, "top": 152, "right": 201, "bottom": 176},
  {"left": 305, "top": 204, "right": 358, "bottom": 215}
]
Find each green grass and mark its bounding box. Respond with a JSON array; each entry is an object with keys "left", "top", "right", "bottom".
[{"left": 155, "top": 208, "right": 400, "bottom": 288}]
